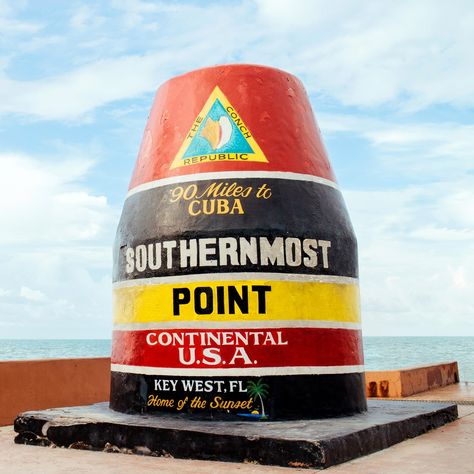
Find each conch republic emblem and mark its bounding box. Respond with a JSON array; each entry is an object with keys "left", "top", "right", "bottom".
[
  {"left": 111, "top": 65, "right": 366, "bottom": 420},
  {"left": 171, "top": 86, "right": 267, "bottom": 168}
]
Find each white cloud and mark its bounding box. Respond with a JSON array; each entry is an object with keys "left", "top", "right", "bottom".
[
  {"left": 110, "top": 0, "right": 184, "bottom": 29},
  {"left": 69, "top": 5, "right": 105, "bottom": 30},
  {"left": 0, "top": 55, "right": 161, "bottom": 120},
  {"left": 20, "top": 286, "right": 47, "bottom": 302},
  {"left": 0, "top": 0, "right": 260, "bottom": 120},
  {"left": 0, "top": 249, "right": 112, "bottom": 338},
  {"left": 318, "top": 110, "right": 474, "bottom": 335},
  {"left": 255, "top": 0, "right": 474, "bottom": 109},
  {"left": 0, "top": 152, "right": 116, "bottom": 337},
  {"left": 0, "top": 0, "right": 41, "bottom": 35},
  {"left": 0, "top": 38, "right": 238, "bottom": 120},
  {"left": 0, "top": 153, "right": 114, "bottom": 244},
  {"left": 365, "top": 124, "right": 474, "bottom": 165},
  {"left": 257, "top": 0, "right": 357, "bottom": 31},
  {"left": 0, "top": 0, "right": 471, "bottom": 119},
  {"left": 345, "top": 186, "right": 474, "bottom": 336},
  {"left": 319, "top": 113, "right": 474, "bottom": 179}
]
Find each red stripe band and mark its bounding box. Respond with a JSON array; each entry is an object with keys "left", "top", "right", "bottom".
[{"left": 112, "top": 327, "right": 363, "bottom": 369}]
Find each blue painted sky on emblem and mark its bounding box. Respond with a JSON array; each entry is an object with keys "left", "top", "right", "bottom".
[{"left": 183, "top": 98, "right": 254, "bottom": 158}]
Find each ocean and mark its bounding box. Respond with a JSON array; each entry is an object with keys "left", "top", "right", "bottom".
[{"left": 0, "top": 337, "right": 473, "bottom": 381}]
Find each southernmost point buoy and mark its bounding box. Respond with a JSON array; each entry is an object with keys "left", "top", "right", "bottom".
[
  {"left": 110, "top": 65, "right": 366, "bottom": 419},
  {"left": 12, "top": 66, "right": 458, "bottom": 468}
]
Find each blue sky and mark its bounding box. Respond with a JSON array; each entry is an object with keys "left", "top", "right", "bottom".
[{"left": 1, "top": 0, "right": 473, "bottom": 338}]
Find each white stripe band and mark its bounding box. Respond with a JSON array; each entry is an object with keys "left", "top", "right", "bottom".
[
  {"left": 113, "top": 272, "right": 358, "bottom": 289},
  {"left": 111, "top": 364, "right": 364, "bottom": 377},
  {"left": 113, "top": 320, "right": 362, "bottom": 331},
  {"left": 126, "top": 171, "right": 339, "bottom": 199}
]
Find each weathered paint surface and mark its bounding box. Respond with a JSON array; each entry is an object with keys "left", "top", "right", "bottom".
[
  {"left": 366, "top": 362, "right": 460, "bottom": 398},
  {"left": 128, "top": 65, "right": 336, "bottom": 187},
  {"left": 0, "top": 358, "right": 109, "bottom": 426},
  {"left": 110, "top": 64, "right": 366, "bottom": 418}
]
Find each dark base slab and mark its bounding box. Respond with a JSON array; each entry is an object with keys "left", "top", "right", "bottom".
[{"left": 14, "top": 401, "right": 457, "bottom": 469}]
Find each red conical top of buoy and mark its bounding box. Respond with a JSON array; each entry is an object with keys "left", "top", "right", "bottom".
[{"left": 129, "top": 64, "right": 336, "bottom": 190}]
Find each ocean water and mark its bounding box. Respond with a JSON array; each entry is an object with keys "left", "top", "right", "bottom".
[
  {"left": 0, "top": 337, "right": 472, "bottom": 381},
  {"left": 0, "top": 339, "right": 112, "bottom": 361},
  {"left": 363, "top": 337, "right": 474, "bottom": 382}
]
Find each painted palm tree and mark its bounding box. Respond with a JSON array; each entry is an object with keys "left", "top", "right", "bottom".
[{"left": 246, "top": 379, "right": 269, "bottom": 418}]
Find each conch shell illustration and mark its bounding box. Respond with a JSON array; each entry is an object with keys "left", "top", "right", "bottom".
[{"left": 200, "top": 116, "right": 232, "bottom": 150}]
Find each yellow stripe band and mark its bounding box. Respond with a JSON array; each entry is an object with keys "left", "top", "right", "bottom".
[{"left": 113, "top": 279, "right": 360, "bottom": 324}]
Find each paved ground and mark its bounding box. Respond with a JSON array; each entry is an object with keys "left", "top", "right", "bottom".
[
  {"left": 403, "top": 381, "right": 474, "bottom": 403},
  {"left": 326, "top": 404, "right": 474, "bottom": 474},
  {"left": 3, "top": 383, "right": 474, "bottom": 473}
]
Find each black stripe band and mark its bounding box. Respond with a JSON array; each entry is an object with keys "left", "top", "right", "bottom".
[
  {"left": 109, "top": 372, "right": 367, "bottom": 419},
  {"left": 114, "top": 178, "right": 357, "bottom": 281}
]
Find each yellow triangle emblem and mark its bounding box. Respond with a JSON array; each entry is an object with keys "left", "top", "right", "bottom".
[{"left": 171, "top": 87, "right": 268, "bottom": 169}]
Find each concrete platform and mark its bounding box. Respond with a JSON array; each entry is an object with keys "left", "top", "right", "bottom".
[{"left": 14, "top": 400, "right": 457, "bottom": 469}]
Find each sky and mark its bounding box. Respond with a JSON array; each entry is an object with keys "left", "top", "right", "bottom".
[{"left": 0, "top": 0, "right": 473, "bottom": 338}]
